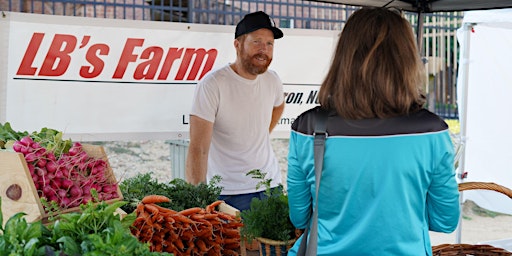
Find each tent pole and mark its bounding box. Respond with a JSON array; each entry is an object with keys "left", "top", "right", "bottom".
[
  {"left": 416, "top": 11, "right": 424, "bottom": 56},
  {"left": 455, "top": 21, "right": 474, "bottom": 244}
]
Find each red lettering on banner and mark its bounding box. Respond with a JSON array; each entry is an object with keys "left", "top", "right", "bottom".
[
  {"left": 175, "top": 48, "right": 217, "bottom": 80},
  {"left": 157, "top": 48, "right": 183, "bottom": 80},
  {"left": 16, "top": 34, "right": 218, "bottom": 81},
  {"left": 134, "top": 46, "right": 164, "bottom": 79},
  {"left": 113, "top": 38, "right": 144, "bottom": 79},
  {"left": 80, "top": 43, "right": 109, "bottom": 78},
  {"left": 16, "top": 33, "right": 45, "bottom": 75},
  {"left": 39, "top": 34, "right": 77, "bottom": 76}
]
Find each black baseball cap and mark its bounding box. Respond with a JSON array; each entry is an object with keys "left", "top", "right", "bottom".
[{"left": 235, "top": 11, "right": 284, "bottom": 39}]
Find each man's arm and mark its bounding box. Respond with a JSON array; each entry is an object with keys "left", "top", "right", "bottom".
[
  {"left": 269, "top": 102, "right": 285, "bottom": 133},
  {"left": 185, "top": 115, "right": 213, "bottom": 185}
]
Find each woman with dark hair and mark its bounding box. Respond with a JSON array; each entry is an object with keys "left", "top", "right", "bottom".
[{"left": 287, "top": 7, "right": 460, "bottom": 255}]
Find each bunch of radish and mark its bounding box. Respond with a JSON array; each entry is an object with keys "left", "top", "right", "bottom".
[{"left": 13, "top": 136, "right": 119, "bottom": 210}]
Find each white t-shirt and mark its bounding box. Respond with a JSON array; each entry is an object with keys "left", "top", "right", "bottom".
[{"left": 190, "top": 64, "right": 284, "bottom": 195}]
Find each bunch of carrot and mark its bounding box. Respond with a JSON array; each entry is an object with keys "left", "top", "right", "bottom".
[{"left": 131, "top": 195, "right": 243, "bottom": 255}]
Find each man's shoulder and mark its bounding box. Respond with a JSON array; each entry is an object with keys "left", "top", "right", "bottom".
[
  {"left": 264, "top": 69, "right": 281, "bottom": 78},
  {"left": 199, "top": 65, "right": 231, "bottom": 84},
  {"left": 260, "top": 69, "right": 283, "bottom": 86}
]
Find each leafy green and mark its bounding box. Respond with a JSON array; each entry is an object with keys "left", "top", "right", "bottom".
[
  {"left": 0, "top": 198, "right": 53, "bottom": 255},
  {"left": 0, "top": 196, "right": 168, "bottom": 255},
  {"left": 118, "top": 172, "right": 170, "bottom": 213},
  {"left": 119, "top": 173, "right": 223, "bottom": 213},
  {"left": 0, "top": 122, "right": 29, "bottom": 149},
  {"left": 240, "top": 169, "right": 295, "bottom": 243},
  {"left": 31, "top": 127, "right": 72, "bottom": 157},
  {"left": 0, "top": 122, "right": 71, "bottom": 155},
  {"left": 166, "top": 176, "right": 223, "bottom": 211}
]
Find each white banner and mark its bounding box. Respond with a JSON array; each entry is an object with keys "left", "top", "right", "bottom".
[{"left": 0, "top": 12, "right": 337, "bottom": 141}]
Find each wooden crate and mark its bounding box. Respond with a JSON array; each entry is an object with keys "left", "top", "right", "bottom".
[{"left": 0, "top": 144, "right": 123, "bottom": 225}]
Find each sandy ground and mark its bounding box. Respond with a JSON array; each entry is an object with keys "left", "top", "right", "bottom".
[
  {"left": 103, "top": 139, "right": 512, "bottom": 252},
  {"left": 429, "top": 204, "right": 512, "bottom": 249}
]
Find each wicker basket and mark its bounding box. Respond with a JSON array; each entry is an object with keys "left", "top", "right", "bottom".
[
  {"left": 256, "top": 237, "right": 296, "bottom": 256},
  {"left": 431, "top": 182, "right": 512, "bottom": 256}
]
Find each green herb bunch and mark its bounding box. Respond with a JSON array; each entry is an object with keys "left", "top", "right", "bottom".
[
  {"left": 119, "top": 173, "right": 223, "bottom": 213},
  {"left": 240, "top": 169, "right": 295, "bottom": 243},
  {"left": 118, "top": 172, "right": 171, "bottom": 213}
]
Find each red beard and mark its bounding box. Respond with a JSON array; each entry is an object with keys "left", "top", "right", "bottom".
[{"left": 241, "top": 52, "right": 272, "bottom": 76}]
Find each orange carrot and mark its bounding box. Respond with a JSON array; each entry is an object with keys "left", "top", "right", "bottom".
[
  {"left": 151, "top": 204, "right": 176, "bottom": 214},
  {"left": 144, "top": 204, "right": 160, "bottom": 216},
  {"left": 222, "top": 249, "right": 240, "bottom": 256},
  {"left": 141, "top": 195, "right": 171, "bottom": 204},
  {"left": 195, "top": 238, "right": 209, "bottom": 252},
  {"left": 206, "top": 200, "right": 224, "bottom": 213},
  {"left": 178, "top": 207, "right": 203, "bottom": 216}
]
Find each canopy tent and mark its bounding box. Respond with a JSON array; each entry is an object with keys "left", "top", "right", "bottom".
[
  {"left": 306, "top": 0, "right": 512, "bottom": 12},
  {"left": 305, "top": 0, "right": 512, "bottom": 52},
  {"left": 456, "top": 8, "right": 512, "bottom": 215}
]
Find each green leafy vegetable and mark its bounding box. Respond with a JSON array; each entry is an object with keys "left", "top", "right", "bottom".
[
  {"left": 119, "top": 173, "right": 223, "bottom": 213},
  {"left": 240, "top": 169, "right": 295, "bottom": 243},
  {"left": 0, "top": 196, "right": 168, "bottom": 255}
]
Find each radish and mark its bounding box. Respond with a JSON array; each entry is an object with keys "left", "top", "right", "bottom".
[
  {"left": 42, "top": 186, "right": 55, "bottom": 196},
  {"left": 59, "top": 197, "right": 71, "bottom": 208},
  {"left": 13, "top": 135, "right": 120, "bottom": 213},
  {"left": 24, "top": 152, "right": 37, "bottom": 163},
  {"left": 69, "top": 185, "right": 83, "bottom": 198},
  {"left": 101, "top": 184, "right": 118, "bottom": 194},
  {"left": 36, "top": 158, "right": 47, "bottom": 168},
  {"left": 46, "top": 160, "right": 58, "bottom": 173},
  {"left": 19, "top": 136, "right": 34, "bottom": 146},
  {"left": 12, "top": 141, "right": 22, "bottom": 152},
  {"left": 60, "top": 179, "right": 74, "bottom": 190}
]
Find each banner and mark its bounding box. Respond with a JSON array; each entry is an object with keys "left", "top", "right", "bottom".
[{"left": 0, "top": 12, "right": 338, "bottom": 141}]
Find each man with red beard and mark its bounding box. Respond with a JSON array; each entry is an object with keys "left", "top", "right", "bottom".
[{"left": 186, "top": 11, "right": 285, "bottom": 212}]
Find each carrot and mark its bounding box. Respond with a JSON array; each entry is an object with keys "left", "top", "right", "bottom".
[
  {"left": 163, "top": 215, "right": 176, "bottom": 225},
  {"left": 216, "top": 211, "right": 236, "bottom": 221},
  {"left": 153, "top": 213, "right": 165, "bottom": 223},
  {"left": 223, "top": 237, "right": 240, "bottom": 245},
  {"left": 136, "top": 203, "right": 145, "bottom": 215},
  {"left": 195, "top": 238, "right": 209, "bottom": 252},
  {"left": 223, "top": 242, "right": 240, "bottom": 250},
  {"left": 172, "top": 214, "right": 197, "bottom": 225},
  {"left": 222, "top": 249, "right": 240, "bottom": 256},
  {"left": 153, "top": 243, "right": 162, "bottom": 252},
  {"left": 173, "top": 237, "right": 185, "bottom": 251},
  {"left": 180, "top": 230, "right": 194, "bottom": 241},
  {"left": 144, "top": 204, "right": 160, "bottom": 216},
  {"left": 178, "top": 207, "right": 203, "bottom": 216},
  {"left": 208, "top": 244, "right": 222, "bottom": 256},
  {"left": 206, "top": 200, "right": 224, "bottom": 213},
  {"left": 151, "top": 204, "right": 177, "bottom": 214},
  {"left": 141, "top": 195, "right": 171, "bottom": 204},
  {"left": 203, "top": 213, "right": 220, "bottom": 220},
  {"left": 190, "top": 213, "right": 205, "bottom": 220},
  {"left": 224, "top": 221, "right": 244, "bottom": 229},
  {"left": 221, "top": 228, "right": 240, "bottom": 237}
]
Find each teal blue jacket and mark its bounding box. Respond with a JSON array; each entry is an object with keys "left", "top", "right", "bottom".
[{"left": 287, "top": 107, "right": 460, "bottom": 256}]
